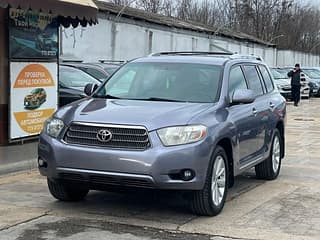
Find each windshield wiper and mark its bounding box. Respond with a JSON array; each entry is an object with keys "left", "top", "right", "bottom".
[{"left": 94, "top": 94, "right": 122, "bottom": 99}]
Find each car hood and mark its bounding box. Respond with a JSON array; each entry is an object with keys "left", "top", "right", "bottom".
[
  {"left": 55, "top": 98, "right": 213, "bottom": 131},
  {"left": 274, "top": 78, "right": 290, "bottom": 85}
]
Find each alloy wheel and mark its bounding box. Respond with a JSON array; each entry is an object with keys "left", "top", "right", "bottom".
[{"left": 211, "top": 156, "right": 226, "bottom": 206}]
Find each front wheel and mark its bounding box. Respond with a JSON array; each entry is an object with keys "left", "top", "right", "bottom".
[
  {"left": 255, "top": 129, "right": 282, "bottom": 180},
  {"left": 190, "top": 146, "right": 228, "bottom": 216}
]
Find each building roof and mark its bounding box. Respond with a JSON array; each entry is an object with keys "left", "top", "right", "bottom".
[
  {"left": 0, "top": 0, "right": 98, "bottom": 27},
  {"left": 94, "top": 0, "right": 275, "bottom": 47}
]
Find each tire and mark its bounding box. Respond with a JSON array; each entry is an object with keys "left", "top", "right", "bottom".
[
  {"left": 47, "top": 178, "right": 89, "bottom": 201},
  {"left": 255, "top": 129, "right": 282, "bottom": 180},
  {"left": 190, "top": 146, "right": 228, "bottom": 216}
]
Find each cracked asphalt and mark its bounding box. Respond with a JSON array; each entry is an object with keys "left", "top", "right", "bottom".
[{"left": 0, "top": 99, "right": 320, "bottom": 240}]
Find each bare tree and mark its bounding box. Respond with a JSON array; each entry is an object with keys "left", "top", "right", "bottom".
[{"left": 106, "top": 0, "right": 320, "bottom": 54}]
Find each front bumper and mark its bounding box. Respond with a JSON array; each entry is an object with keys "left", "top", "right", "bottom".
[
  {"left": 38, "top": 131, "right": 213, "bottom": 190},
  {"left": 24, "top": 99, "right": 37, "bottom": 107}
]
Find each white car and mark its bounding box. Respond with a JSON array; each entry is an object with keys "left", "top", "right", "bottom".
[
  {"left": 275, "top": 67, "right": 310, "bottom": 99},
  {"left": 300, "top": 72, "right": 310, "bottom": 99}
]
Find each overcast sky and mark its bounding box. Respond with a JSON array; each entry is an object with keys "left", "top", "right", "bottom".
[{"left": 299, "top": 0, "right": 319, "bottom": 6}]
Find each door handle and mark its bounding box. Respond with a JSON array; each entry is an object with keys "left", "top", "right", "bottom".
[
  {"left": 269, "top": 102, "right": 275, "bottom": 109},
  {"left": 252, "top": 108, "right": 258, "bottom": 116}
]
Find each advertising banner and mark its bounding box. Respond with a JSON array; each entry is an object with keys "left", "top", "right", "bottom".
[
  {"left": 9, "top": 8, "right": 58, "bottom": 59},
  {"left": 10, "top": 62, "right": 58, "bottom": 140}
]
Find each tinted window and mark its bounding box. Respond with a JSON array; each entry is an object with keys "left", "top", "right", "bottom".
[
  {"left": 82, "top": 67, "right": 108, "bottom": 80},
  {"left": 259, "top": 65, "right": 274, "bottom": 92},
  {"left": 59, "top": 66, "right": 101, "bottom": 89},
  {"left": 243, "top": 65, "right": 264, "bottom": 96},
  {"left": 228, "top": 66, "right": 248, "bottom": 100},
  {"left": 96, "top": 62, "right": 222, "bottom": 103}
]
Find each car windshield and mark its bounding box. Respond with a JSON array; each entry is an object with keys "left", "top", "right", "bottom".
[
  {"left": 271, "top": 69, "right": 288, "bottom": 79},
  {"left": 94, "top": 62, "right": 222, "bottom": 103},
  {"left": 302, "top": 69, "right": 320, "bottom": 79},
  {"left": 59, "top": 66, "right": 101, "bottom": 89},
  {"left": 31, "top": 88, "right": 41, "bottom": 94}
]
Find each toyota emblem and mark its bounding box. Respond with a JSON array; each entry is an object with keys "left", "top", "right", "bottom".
[{"left": 96, "top": 129, "right": 113, "bottom": 142}]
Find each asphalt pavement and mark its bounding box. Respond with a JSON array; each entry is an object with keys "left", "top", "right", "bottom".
[{"left": 0, "top": 98, "right": 319, "bottom": 240}]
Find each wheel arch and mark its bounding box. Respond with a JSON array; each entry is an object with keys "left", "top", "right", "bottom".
[
  {"left": 216, "top": 138, "right": 234, "bottom": 188},
  {"left": 275, "top": 121, "right": 285, "bottom": 159}
]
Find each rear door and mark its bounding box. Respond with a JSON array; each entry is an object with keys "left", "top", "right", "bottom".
[
  {"left": 257, "top": 65, "right": 278, "bottom": 153},
  {"left": 242, "top": 65, "right": 269, "bottom": 159}
]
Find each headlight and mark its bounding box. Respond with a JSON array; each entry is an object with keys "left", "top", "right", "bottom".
[
  {"left": 157, "top": 125, "right": 207, "bottom": 146},
  {"left": 45, "top": 118, "right": 64, "bottom": 138}
]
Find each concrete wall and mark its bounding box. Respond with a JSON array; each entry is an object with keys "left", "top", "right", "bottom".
[
  {"left": 275, "top": 50, "right": 320, "bottom": 67},
  {"left": 61, "top": 13, "right": 320, "bottom": 67}
]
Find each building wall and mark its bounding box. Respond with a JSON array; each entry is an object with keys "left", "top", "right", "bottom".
[
  {"left": 61, "top": 13, "right": 319, "bottom": 67},
  {"left": 0, "top": 7, "right": 8, "bottom": 144}
]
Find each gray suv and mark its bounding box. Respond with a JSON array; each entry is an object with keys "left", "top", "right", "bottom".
[{"left": 39, "top": 52, "right": 286, "bottom": 216}]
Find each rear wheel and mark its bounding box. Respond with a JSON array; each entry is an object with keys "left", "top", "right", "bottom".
[
  {"left": 190, "top": 146, "right": 228, "bottom": 216},
  {"left": 255, "top": 129, "right": 282, "bottom": 180},
  {"left": 47, "top": 178, "right": 89, "bottom": 201}
]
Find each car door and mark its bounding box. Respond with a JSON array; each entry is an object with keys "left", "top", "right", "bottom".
[
  {"left": 242, "top": 65, "right": 269, "bottom": 158},
  {"left": 257, "top": 65, "right": 278, "bottom": 153},
  {"left": 227, "top": 65, "right": 259, "bottom": 165}
]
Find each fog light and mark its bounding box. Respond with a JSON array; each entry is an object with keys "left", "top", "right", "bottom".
[
  {"left": 180, "top": 169, "right": 195, "bottom": 181},
  {"left": 38, "top": 158, "right": 47, "bottom": 168}
]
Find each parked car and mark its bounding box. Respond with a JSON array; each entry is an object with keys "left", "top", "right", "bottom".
[
  {"left": 39, "top": 52, "right": 286, "bottom": 216},
  {"left": 299, "top": 72, "right": 310, "bottom": 98},
  {"left": 59, "top": 65, "right": 101, "bottom": 106},
  {"left": 301, "top": 68, "right": 320, "bottom": 96},
  {"left": 24, "top": 88, "right": 46, "bottom": 109},
  {"left": 270, "top": 68, "right": 292, "bottom": 100},
  {"left": 61, "top": 62, "right": 121, "bottom": 81},
  {"left": 278, "top": 67, "right": 310, "bottom": 99},
  {"left": 35, "top": 32, "right": 58, "bottom": 51}
]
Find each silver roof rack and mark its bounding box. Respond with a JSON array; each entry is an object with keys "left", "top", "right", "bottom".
[
  {"left": 149, "top": 51, "right": 233, "bottom": 57},
  {"left": 229, "top": 54, "right": 263, "bottom": 61},
  {"left": 149, "top": 52, "right": 263, "bottom": 61}
]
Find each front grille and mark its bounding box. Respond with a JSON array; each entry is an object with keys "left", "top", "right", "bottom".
[
  {"left": 90, "top": 175, "right": 154, "bottom": 188},
  {"left": 58, "top": 172, "right": 154, "bottom": 189},
  {"left": 63, "top": 123, "right": 150, "bottom": 150}
]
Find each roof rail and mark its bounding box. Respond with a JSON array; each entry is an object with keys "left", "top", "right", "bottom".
[
  {"left": 149, "top": 51, "right": 233, "bottom": 57},
  {"left": 230, "top": 54, "right": 263, "bottom": 61},
  {"left": 98, "top": 60, "right": 126, "bottom": 64}
]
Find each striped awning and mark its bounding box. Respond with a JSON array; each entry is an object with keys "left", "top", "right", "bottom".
[{"left": 0, "top": 0, "right": 98, "bottom": 27}]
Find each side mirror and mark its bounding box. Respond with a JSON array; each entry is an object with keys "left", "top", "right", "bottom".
[
  {"left": 232, "top": 89, "right": 255, "bottom": 105},
  {"left": 84, "top": 83, "right": 98, "bottom": 96}
]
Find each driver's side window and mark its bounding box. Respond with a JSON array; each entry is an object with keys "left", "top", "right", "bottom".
[{"left": 228, "top": 66, "right": 248, "bottom": 101}]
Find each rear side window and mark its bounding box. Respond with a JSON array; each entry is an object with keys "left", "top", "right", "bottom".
[
  {"left": 259, "top": 65, "right": 274, "bottom": 92},
  {"left": 243, "top": 65, "right": 264, "bottom": 96},
  {"left": 228, "top": 66, "right": 248, "bottom": 100}
]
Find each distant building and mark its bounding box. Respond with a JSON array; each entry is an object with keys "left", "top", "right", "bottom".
[{"left": 61, "top": 0, "right": 320, "bottom": 67}]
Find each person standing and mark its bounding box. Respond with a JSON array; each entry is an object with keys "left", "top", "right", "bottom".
[{"left": 287, "top": 63, "right": 302, "bottom": 106}]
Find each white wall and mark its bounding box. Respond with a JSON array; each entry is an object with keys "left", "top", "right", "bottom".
[
  {"left": 275, "top": 50, "right": 320, "bottom": 67},
  {"left": 61, "top": 14, "right": 320, "bottom": 67}
]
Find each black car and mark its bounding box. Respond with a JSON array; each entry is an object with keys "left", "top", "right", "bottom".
[
  {"left": 59, "top": 65, "right": 101, "bottom": 106},
  {"left": 61, "top": 62, "right": 121, "bottom": 81}
]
